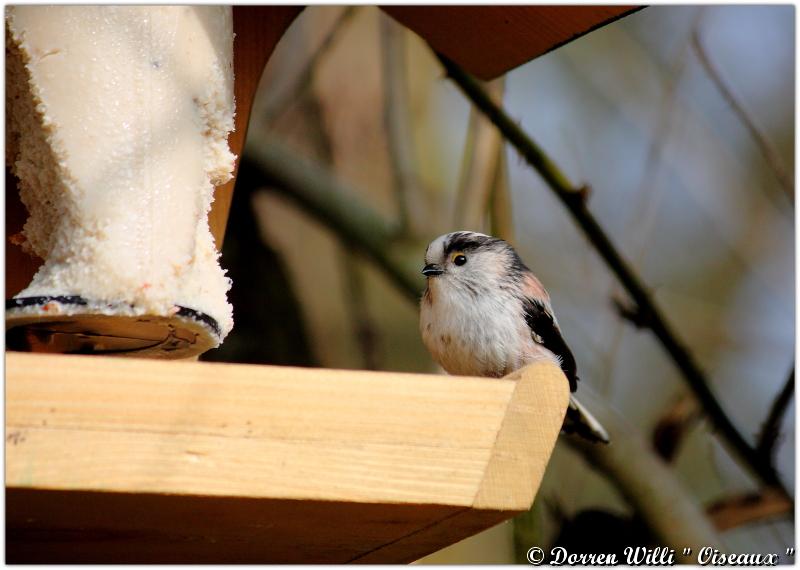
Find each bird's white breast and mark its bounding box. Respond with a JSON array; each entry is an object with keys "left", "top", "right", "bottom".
[{"left": 420, "top": 282, "right": 554, "bottom": 377}]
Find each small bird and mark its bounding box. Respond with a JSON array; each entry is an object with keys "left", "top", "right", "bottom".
[{"left": 419, "top": 231, "right": 609, "bottom": 443}]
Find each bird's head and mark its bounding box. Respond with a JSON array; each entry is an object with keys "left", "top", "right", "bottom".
[{"left": 422, "top": 231, "right": 528, "bottom": 294}]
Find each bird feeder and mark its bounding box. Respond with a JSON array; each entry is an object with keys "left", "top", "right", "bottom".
[{"left": 5, "top": 5, "right": 635, "bottom": 563}]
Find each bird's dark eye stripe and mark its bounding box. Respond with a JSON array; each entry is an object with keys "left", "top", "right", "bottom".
[{"left": 444, "top": 233, "right": 496, "bottom": 255}]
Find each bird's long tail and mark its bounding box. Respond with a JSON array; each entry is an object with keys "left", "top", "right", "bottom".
[{"left": 563, "top": 395, "right": 610, "bottom": 444}]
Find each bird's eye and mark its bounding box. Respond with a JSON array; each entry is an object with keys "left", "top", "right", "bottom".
[{"left": 453, "top": 254, "right": 467, "bottom": 266}]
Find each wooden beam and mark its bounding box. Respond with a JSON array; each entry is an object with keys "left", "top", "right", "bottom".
[
  {"left": 382, "top": 6, "right": 640, "bottom": 80},
  {"left": 6, "top": 352, "right": 568, "bottom": 563}
]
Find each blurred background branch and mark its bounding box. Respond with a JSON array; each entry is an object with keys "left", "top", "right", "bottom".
[
  {"left": 381, "top": 14, "right": 421, "bottom": 237},
  {"left": 241, "top": 135, "right": 420, "bottom": 301},
  {"left": 652, "top": 393, "right": 701, "bottom": 462},
  {"left": 488, "top": 150, "right": 516, "bottom": 245},
  {"left": 261, "top": 6, "right": 358, "bottom": 126},
  {"left": 454, "top": 78, "right": 506, "bottom": 232},
  {"left": 691, "top": 21, "right": 794, "bottom": 203},
  {"left": 564, "top": 392, "right": 725, "bottom": 553},
  {"left": 706, "top": 489, "right": 794, "bottom": 532},
  {"left": 756, "top": 367, "right": 795, "bottom": 465},
  {"left": 341, "top": 250, "right": 383, "bottom": 370}
]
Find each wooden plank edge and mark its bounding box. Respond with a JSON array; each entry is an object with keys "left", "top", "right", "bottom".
[
  {"left": 349, "top": 362, "right": 570, "bottom": 562},
  {"left": 473, "top": 362, "right": 570, "bottom": 510}
]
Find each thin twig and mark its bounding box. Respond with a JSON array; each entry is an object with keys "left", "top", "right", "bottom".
[
  {"left": 757, "top": 367, "right": 795, "bottom": 463},
  {"left": 652, "top": 393, "right": 700, "bottom": 462},
  {"left": 262, "top": 6, "right": 358, "bottom": 125},
  {"left": 706, "top": 488, "right": 793, "bottom": 532},
  {"left": 436, "top": 52, "right": 789, "bottom": 498},
  {"left": 593, "top": 29, "right": 691, "bottom": 400},
  {"left": 691, "top": 26, "right": 794, "bottom": 202},
  {"left": 612, "top": 296, "right": 649, "bottom": 330}
]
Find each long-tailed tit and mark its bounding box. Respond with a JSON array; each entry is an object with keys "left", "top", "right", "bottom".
[{"left": 419, "top": 231, "right": 609, "bottom": 444}]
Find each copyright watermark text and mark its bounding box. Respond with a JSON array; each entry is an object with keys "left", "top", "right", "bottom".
[{"left": 524, "top": 546, "right": 794, "bottom": 566}]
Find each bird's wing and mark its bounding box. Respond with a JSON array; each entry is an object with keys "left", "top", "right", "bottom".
[{"left": 520, "top": 276, "right": 579, "bottom": 392}]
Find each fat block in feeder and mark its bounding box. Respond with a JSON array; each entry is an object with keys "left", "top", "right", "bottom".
[{"left": 5, "top": 6, "right": 237, "bottom": 357}]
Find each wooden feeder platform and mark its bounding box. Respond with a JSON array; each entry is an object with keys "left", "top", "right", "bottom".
[{"left": 5, "top": 352, "right": 568, "bottom": 563}]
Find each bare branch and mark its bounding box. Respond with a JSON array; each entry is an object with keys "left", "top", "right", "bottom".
[
  {"left": 707, "top": 489, "right": 793, "bottom": 532},
  {"left": 652, "top": 394, "right": 700, "bottom": 462},
  {"left": 691, "top": 26, "right": 794, "bottom": 202},
  {"left": 435, "top": 52, "right": 790, "bottom": 498},
  {"left": 612, "top": 296, "right": 649, "bottom": 330},
  {"left": 757, "top": 367, "right": 795, "bottom": 463}
]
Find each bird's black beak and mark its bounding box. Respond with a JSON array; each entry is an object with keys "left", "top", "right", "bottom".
[{"left": 422, "top": 264, "right": 444, "bottom": 277}]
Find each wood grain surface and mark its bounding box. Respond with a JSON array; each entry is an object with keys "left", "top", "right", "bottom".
[
  {"left": 6, "top": 352, "right": 569, "bottom": 563},
  {"left": 383, "top": 6, "right": 640, "bottom": 80}
]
